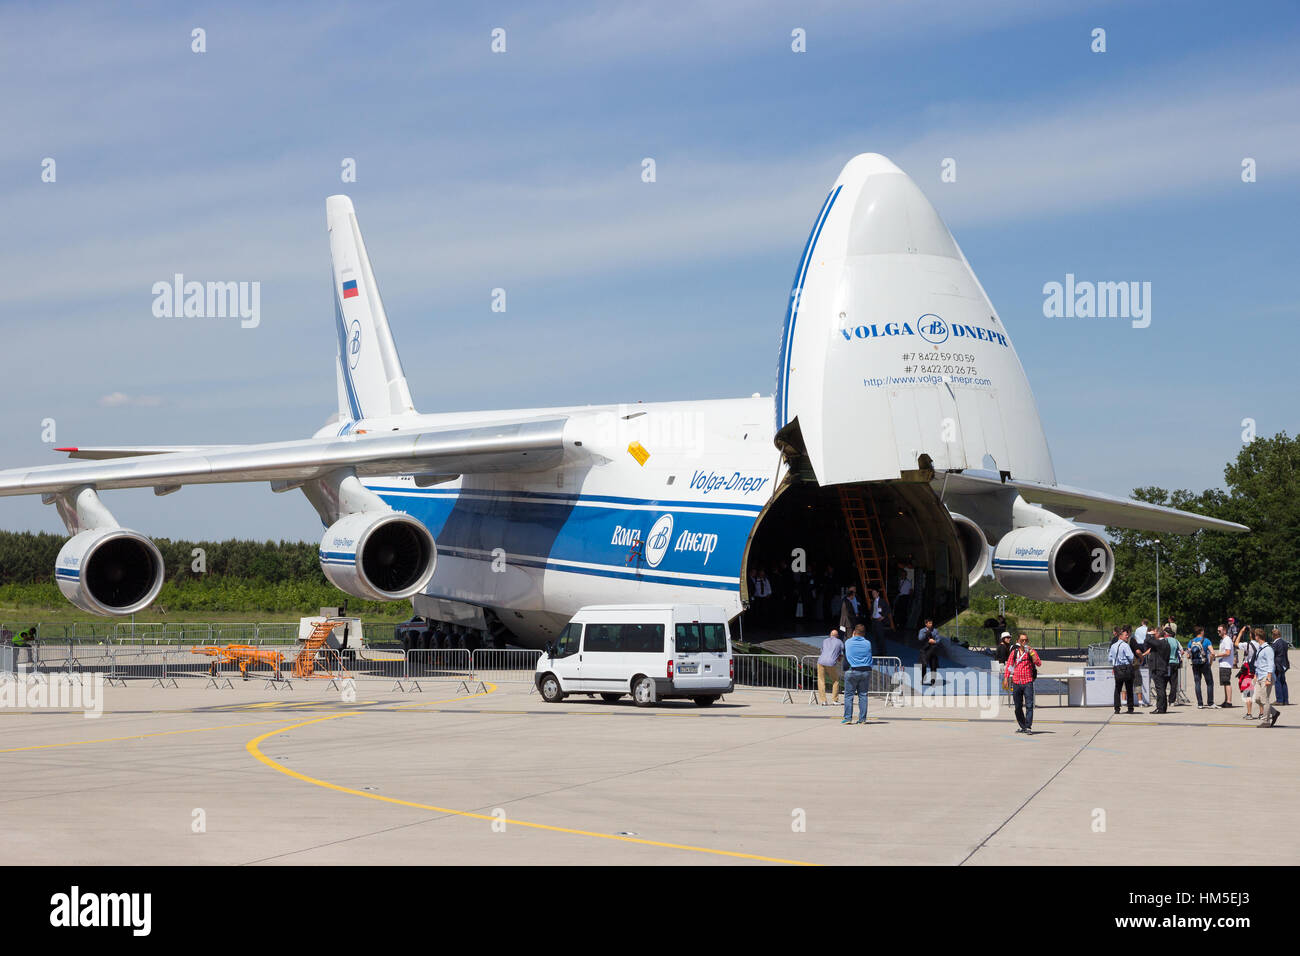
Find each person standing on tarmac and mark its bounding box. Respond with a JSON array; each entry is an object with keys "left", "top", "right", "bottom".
[
  {"left": 1164, "top": 627, "right": 1183, "bottom": 706},
  {"left": 1215, "top": 624, "right": 1236, "bottom": 708},
  {"left": 1145, "top": 627, "right": 1170, "bottom": 714},
  {"left": 815, "top": 627, "right": 844, "bottom": 707},
  {"left": 1108, "top": 627, "right": 1136, "bottom": 714},
  {"left": 841, "top": 624, "right": 873, "bottom": 725},
  {"left": 1003, "top": 633, "right": 1042, "bottom": 734},
  {"left": 917, "top": 618, "right": 942, "bottom": 686},
  {"left": 1252, "top": 629, "right": 1280, "bottom": 728},
  {"left": 1271, "top": 628, "right": 1290, "bottom": 706},
  {"left": 1187, "top": 626, "right": 1215, "bottom": 708}
]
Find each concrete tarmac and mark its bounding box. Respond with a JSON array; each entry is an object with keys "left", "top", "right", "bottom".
[{"left": 1, "top": 678, "right": 1295, "bottom": 865}]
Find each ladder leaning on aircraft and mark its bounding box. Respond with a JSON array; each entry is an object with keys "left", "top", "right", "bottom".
[{"left": 0, "top": 154, "right": 1246, "bottom": 648}]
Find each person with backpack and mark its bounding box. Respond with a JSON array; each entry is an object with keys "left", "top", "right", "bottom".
[
  {"left": 1187, "top": 626, "right": 1215, "bottom": 708},
  {"left": 1003, "top": 633, "right": 1042, "bottom": 734}
]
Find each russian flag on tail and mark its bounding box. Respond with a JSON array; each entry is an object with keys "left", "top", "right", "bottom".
[{"left": 342, "top": 279, "right": 359, "bottom": 299}]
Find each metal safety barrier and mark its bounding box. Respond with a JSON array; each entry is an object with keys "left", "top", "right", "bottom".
[
  {"left": 799, "top": 655, "right": 904, "bottom": 706},
  {"left": 471, "top": 648, "right": 542, "bottom": 690},
  {"left": 731, "top": 653, "right": 800, "bottom": 702},
  {"left": 403, "top": 649, "right": 473, "bottom": 692}
]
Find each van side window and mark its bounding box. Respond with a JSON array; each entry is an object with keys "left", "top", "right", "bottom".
[
  {"left": 555, "top": 623, "right": 581, "bottom": 657},
  {"left": 586, "top": 623, "right": 664, "bottom": 653}
]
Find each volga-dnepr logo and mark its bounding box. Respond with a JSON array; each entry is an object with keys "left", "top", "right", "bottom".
[
  {"left": 917, "top": 314, "right": 948, "bottom": 344},
  {"left": 644, "top": 514, "right": 673, "bottom": 568}
]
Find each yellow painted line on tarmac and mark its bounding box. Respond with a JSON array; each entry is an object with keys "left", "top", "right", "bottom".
[
  {"left": 391, "top": 684, "right": 498, "bottom": 711},
  {"left": 0, "top": 717, "right": 306, "bottom": 754},
  {"left": 245, "top": 704, "right": 818, "bottom": 866}
]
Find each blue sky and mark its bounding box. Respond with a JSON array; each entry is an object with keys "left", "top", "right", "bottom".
[{"left": 1, "top": 0, "right": 1297, "bottom": 540}]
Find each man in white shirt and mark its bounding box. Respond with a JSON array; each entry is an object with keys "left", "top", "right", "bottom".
[
  {"left": 1214, "top": 624, "right": 1235, "bottom": 708},
  {"left": 1132, "top": 620, "right": 1151, "bottom": 707}
]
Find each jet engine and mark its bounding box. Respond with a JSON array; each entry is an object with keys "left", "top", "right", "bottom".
[
  {"left": 949, "top": 512, "right": 991, "bottom": 587},
  {"left": 319, "top": 511, "right": 436, "bottom": 601},
  {"left": 991, "top": 525, "right": 1113, "bottom": 602},
  {"left": 55, "top": 528, "right": 165, "bottom": 616}
]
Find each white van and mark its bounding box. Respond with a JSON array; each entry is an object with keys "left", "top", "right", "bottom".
[{"left": 535, "top": 604, "right": 734, "bottom": 706}]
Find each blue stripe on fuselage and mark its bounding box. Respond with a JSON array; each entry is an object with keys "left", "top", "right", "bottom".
[{"left": 370, "top": 485, "right": 756, "bottom": 587}]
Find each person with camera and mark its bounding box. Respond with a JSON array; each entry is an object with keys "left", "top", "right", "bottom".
[{"left": 1003, "top": 633, "right": 1042, "bottom": 734}]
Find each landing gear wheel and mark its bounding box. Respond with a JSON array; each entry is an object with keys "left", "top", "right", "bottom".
[
  {"left": 539, "top": 673, "right": 565, "bottom": 703},
  {"left": 692, "top": 696, "right": 717, "bottom": 707},
  {"left": 600, "top": 693, "right": 622, "bottom": 703},
  {"left": 632, "top": 676, "right": 655, "bottom": 707}
]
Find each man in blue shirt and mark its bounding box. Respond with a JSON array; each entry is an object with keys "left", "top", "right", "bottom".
[
  {"left": 841, "top": 624, "right": 873, "bottom": 725},
  {"left": 1187, "top": 626, "right": 1215, "bottom": 708},
  {"left": 1253, "top": 631, "right": 1279, "bottom": 727},
  {"left": 1108, "top": 627, "right": 1136, "bottom": 714}
]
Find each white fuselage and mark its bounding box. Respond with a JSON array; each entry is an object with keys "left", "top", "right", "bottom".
[{"left": 315, "top": 396, "right": 784, "bottom": 646}]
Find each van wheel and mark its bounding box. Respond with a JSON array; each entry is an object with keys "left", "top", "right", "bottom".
[
  {"left": 539, "top": 674, "right": 565, "bottom": 703},
  {"left": 632, "top": 676, "right": 655, "bottom": 707},
  {"left": 600, "top": 693, "right": 622, "bottom": 703},
  {"left": 692, "top": 696, "right": 717, "bottom": 707}
]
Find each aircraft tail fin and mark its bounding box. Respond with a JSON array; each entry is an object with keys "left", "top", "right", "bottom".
[{"left": 326, "top": 195, "right": 417, "bottom": 422}]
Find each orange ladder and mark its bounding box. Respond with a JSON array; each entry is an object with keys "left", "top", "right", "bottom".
[
  {"left": 293, "top": 619, "right": 351, "bottom": 679},
  {"left": 837, "top": 486, "right": 893, "bottom": 626}
]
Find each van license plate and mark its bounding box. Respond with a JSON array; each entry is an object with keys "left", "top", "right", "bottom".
[{"left": 677, "top": 663, "right": 698, "bottom": 674}]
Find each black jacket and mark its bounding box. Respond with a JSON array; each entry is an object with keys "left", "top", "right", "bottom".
[{"left": 1144, "top": 636, "right": 1170, "bottom": 675}]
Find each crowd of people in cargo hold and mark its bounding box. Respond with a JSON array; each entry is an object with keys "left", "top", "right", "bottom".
[{"left": 745, "top": 556, "right": 924, "bottom": 634}]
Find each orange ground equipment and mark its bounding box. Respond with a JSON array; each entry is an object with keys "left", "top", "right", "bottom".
[
  {"left": 291, "top": 618, "right": 352, "bottom": 680},
  {"left": 191, "top": 644, "right": 285, "bottom": 680}
]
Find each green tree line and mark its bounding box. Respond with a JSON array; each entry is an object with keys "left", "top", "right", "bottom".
[{"left": 968, "top": 431, "right": 1298, "bottom": 631}]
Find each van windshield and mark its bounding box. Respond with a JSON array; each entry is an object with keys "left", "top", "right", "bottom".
[{"left": 675, "top": 623, "right": 727, "bottom": 653}]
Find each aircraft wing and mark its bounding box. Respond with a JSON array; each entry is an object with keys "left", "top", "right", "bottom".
[
  {"left": 937, "top": 471, "right": 1249, "bottom": 535},
  {"left": 52, "top": 446, "right": 234, "bottom": 460},
  {"left": 0, "top": 418, "right": 569, "bottom": 497}
]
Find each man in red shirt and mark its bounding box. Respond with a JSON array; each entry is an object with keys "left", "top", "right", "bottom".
[{"left": 1004, "top": 632, "right": 1042, "bottom": 734}]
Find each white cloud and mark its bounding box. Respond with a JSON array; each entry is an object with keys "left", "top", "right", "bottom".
[{"left": 98, "top": 392, "right": 162, "bottom": 408}]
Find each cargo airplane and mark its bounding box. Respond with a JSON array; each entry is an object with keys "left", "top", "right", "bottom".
[{"left": 0, "top": 154, "right": 1246, "bottom": 647}]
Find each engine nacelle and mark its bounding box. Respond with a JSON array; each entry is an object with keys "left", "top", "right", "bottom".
[
  {"left": 55, "top": 528, "right": 165, "bottom": 616},
  {"left": 949, "top": 512, "right": 990, "bottom": 587},
  {"left": 992, "top": 525, "right": 1114, "bottom": 602},
  {"left": 320, "top": 512, "right": 436, "bottom": 601}
]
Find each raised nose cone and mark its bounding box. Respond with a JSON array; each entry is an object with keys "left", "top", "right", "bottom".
[
  {"left": 776, "top": 152, "right": 1057, "bottom": 489},
  {"left": 836, "top": 154, "right": 959, "bottom": 259}
]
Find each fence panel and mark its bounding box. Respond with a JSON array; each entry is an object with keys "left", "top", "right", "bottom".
[
  {"left": 731, "top": 653, "right": 799, "bottom": 701},
  {"left": 472, "top": 648, "right": 541, "bottom": 685},
  {"left": 406, "top": 648, "right": 472, "bottom": 682}
]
